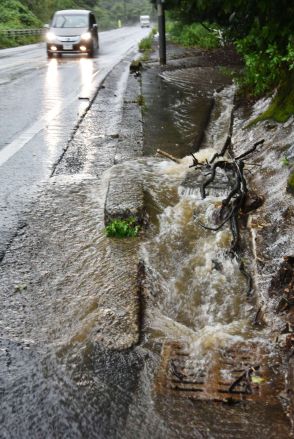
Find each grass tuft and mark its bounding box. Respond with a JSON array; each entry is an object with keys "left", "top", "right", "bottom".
[{"left": 105, "top": 217, "right": 140, "bottom": 238}]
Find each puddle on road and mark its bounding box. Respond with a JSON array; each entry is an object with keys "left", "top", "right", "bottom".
[{"left": 0, "top": 63, "right": 291, "bottom": 438}]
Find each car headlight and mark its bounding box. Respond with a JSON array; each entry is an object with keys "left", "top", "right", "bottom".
[
  {"left": 46, "top": 32, "right": 56, "bottom": 42},
  {"left": 81, "top": 32, "right": 92, "bottom": 41}
]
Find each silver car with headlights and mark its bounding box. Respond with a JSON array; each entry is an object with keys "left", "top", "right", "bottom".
[{"left": 45, "top": 9, "right": 99, "bottom": 58}]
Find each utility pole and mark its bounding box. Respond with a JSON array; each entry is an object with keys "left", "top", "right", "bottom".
[{"left": 156, "top": 0, "right": 166, "bottom": 65}]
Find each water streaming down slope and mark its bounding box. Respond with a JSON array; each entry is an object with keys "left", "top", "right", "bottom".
[
  {"left": 131, "top": 152, "right": 251, "bottom": 354},
  {"left": 139, "top": 81, "right": 251, "bottom": 354},
  {"left": 107, "top": 114, "right": 289, "bottom": 438}
]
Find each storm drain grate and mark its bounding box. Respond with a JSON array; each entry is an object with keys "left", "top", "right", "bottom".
[{"left": 155, "top": 340, "right": 283, "bottom": 403}]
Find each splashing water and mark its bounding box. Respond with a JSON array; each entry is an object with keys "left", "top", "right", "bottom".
[{"left": 123, "top": 151, "right": 251, "bottom": 358}]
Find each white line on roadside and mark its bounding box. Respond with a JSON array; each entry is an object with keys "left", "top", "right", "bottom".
[
  {"left": 0, "top": 95, "right": 75, "bottom": 167},
  {"left": 0, "top": 28, "right": 143, "bottom": 168},
  {"left": 0, "top": 68, "right": 104, "bottom": 168}
]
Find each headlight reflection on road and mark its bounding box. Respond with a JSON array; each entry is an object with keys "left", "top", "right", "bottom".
[
  {"left": 45, "top": 58, "right": 62, "bottom": 113},
  {"left": 43, "top": 58, "right": 63, "bottom": 159},
  {"left": 79, "top": 58, "right": 95, "bottom": 113}
]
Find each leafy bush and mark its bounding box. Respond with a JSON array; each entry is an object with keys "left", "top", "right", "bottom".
[
  {"left": 235, "top": 26, "right": 294, "bottom": 96},
  {"left": 166, "top": 21, "right": 220, "bottom": 49},
  {"left": 0, "top": 34, "right": 41, "bottom": 49},
  {"left": 138, "top": 32, "right": 154, "bottom": 52},
  {"left": 0, "top": 0, "right": 41, "bottom": 30},
  {"left": 105, "top": 217, "right": 140, "bottom": 238},
  {"left": 138, "top": 31, "right": 155, "bottom": 61},
  {"left": 162, "top": 0, "right": 294, "bottom": 103},
  {"left": 250, "top": 71, "right": 294, "bottom": 123}
]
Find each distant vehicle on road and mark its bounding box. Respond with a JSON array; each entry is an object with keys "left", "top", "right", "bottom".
[
  {"left": 45, "top": 9, "right": 99, "bottom": 58},
  {"left": 140, "top": 15, "right": 150, "bottom": 28}
]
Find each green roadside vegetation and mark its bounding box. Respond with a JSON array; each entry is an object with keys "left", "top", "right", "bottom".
[
  {"left": 0, "top": 0, "right": 154, "bottom": 48},
  {"left": 0, "top": 0, "right": 42, "bottom": 48},
  {"left": 138, "top": 27, "right": 156, "bottom": 61},
  {"left": 0, "top": 0, "right": 42, "bottom": 29},
  {"left": 105, "top": 217, "right": 140, "bottom": 238},
  {"left": 287, "top": 171, "right": 294, "bottom": 195},
  {"left": 154, "top": 0, "right": 294, "bottom": 122},
  {"left": 252, "top": 72, "right": 294, "bottom": 124},
  {"left": 0, "top": 34, "right": 41, "bottom": 49},
  {"left": 166, "top": 22, "right": 219, "bottom": 49}
]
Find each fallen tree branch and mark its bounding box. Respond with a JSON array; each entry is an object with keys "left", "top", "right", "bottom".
[
  {"left": 200, "top": 160, "right": 233, "bottom": 199},
  {"left": 210, "top": 135, "right": 232, "bottom": 164},
  {"left": 234, "top": 139, "right": 264, "bottom": 161},
  {"left": 228, "top": 365, "right": 260, "bottom": 394},
  {"left": 157, "top": 149, "right": 181, "bottom": 164},
  {"left": 237, "top": 256, "right": 254, "bottom": 296},
  {"left": 192, "top": 139, "right": 264, "bottom": 298}
]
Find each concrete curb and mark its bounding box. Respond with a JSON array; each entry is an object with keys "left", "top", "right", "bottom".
[{"left": 104, "top": 67, "right": 145, "bottom": 226}]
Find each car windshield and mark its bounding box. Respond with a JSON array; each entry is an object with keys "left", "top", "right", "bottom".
[{"left": 52, "top": 14, "right": 88, "bottom": 28}]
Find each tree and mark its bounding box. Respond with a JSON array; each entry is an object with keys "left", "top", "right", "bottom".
[{"left": 157, "top": 0, "right": 294, "bottom": 94}]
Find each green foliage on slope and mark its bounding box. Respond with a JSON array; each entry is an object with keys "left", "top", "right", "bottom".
[
  {"left": 251, "top": 72, "right": 294, "bottom": 123},
  {"left": 158, "top": 0, "right": 294, "bottom": 112},
  {"left": 0, "top": 0, "right": 154, "bottom": 31},
  {"left": 20, "top": 0, "right": 153, "bottom": 28},
  {"left": 0, "top": 0, "right": 42, "bottom": 48},
  {"left": 166, "top": 21, "right": 219, "bottom": 49},
  {"left": 0, "top": 0, "right": 42, "bottom": 29}
]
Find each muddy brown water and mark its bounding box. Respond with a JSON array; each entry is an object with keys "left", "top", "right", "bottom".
[{"left": 0, "top": 61, "right": 291, "bottom": 438}]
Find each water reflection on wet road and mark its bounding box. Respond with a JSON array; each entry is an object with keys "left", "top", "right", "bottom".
[{"left": 0, "top": 26, "right": 149, "bottom": 255}]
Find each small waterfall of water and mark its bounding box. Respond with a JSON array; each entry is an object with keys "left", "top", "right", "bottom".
[
  {"left": 202, "top": 84, "right": 236, "bottom": 151},
  {"left": 123, "top": 81, "right": 253, "bottom": 357}
]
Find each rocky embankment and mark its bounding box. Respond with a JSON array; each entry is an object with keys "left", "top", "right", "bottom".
[
  {"left": 140, "top": 42, "right": 294, "bottom": 432},
  {"left": 233, "top": 97, "right": 294, "bottom": 426}
]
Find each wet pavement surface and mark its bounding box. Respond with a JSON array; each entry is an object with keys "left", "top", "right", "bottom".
[
  {"left": 0, "top": 39, "right": 147, "bottom": 438},
  {"left": 0, "top": 26, "right": 149, "bottom": 258},
  {"left": 0, "top": 40, "right": 293, "bottom": 438}
]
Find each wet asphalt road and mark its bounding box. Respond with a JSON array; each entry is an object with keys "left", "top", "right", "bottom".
[{"left": 0, "top": 25, "right": 149, "bottom": 257}]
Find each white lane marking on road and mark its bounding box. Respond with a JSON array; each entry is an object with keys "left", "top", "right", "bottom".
[
  {"left": 0, "top": 67, "right": 104, "bottom": 168},
  {"left": 0, "top": 102, "right": 67, "bottom": 167},
  {"left": 0, "top": 27, "right": 146, "bottom": 167}
]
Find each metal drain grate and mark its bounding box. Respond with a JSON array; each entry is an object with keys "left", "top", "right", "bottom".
[{"left": 155, "top": 341, "right": 283, "bottom": 403}]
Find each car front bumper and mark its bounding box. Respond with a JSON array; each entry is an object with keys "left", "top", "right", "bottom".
[{"left": 46, "top": 42, "right": 92, "bottom": 54}]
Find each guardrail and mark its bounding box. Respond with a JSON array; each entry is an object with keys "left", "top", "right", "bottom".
[{"left": 0, "top": 28, "right": 45, "bottom": 37}]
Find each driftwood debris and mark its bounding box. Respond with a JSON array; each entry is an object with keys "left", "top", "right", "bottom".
[
  {"left": 228, "top": 365, "right": 260, "bottom": 394},
  {"left": 191, "top": 138, "right": 265, "bottom": 296},
  {"left": 253, "top": 306, "right": 264, "bottom": 326},
  {"left": 157, "top": 149, "right": 181, "bottom": 164},
  {"left": 170, "top": 359, "right": 186, "bottom": 381}
]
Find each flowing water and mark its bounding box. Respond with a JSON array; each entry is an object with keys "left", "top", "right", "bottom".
[{"left": 0, "top": 64, "right": 291, "bottom": 438}]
